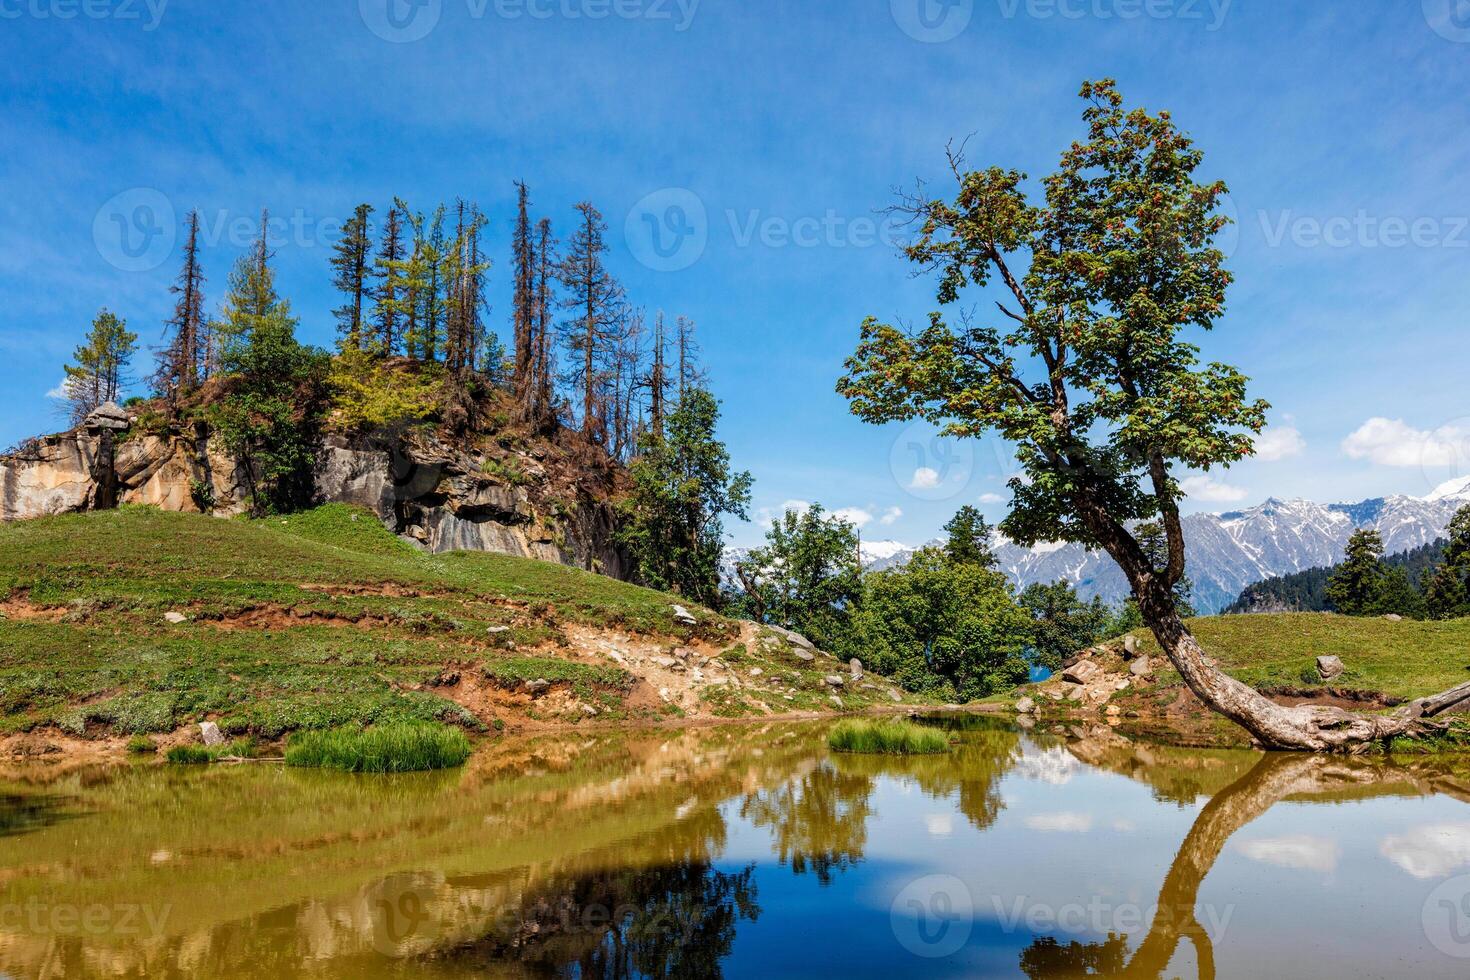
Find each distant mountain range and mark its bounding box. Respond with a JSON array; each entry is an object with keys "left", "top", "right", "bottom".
[{"left": 728, "top": 476, "right": 1470, "bottom": 615}]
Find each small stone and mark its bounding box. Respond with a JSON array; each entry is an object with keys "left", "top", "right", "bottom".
[
  {"left": 198, "top": 721, "right": 224, "bottom": 747},
  {"left": 824, "top": 675, "right": 846, "bottom": 688},
  {"left": 525, "top": 679, "right": 551, "bottom": 696},
  {"left": 164, "top": 612, "right": 188, "bottom": 625},
  {"left": 1317, "top": 655, "right": 1345, "bottom": 681},
  {"left": 829, "top": 695, "right": 844, "bottom": 709},
  {"left": 1015, "top": 696, "right": 1036, "bottom": 714},
  {"left": 749, "top": 667, "right": 764, "bottom": 678},
  {"left": 486, "top": 626, "right": 511, "bottom": 634},
  {"left": 793, "top": 650, "right": 816, "bottom": 663},
  {"left": 1104, "top": 704, "right": 1122, "bottom": 718},
  {"left": 580, "top": 704, "right": 599, "bottom": 718},
  {"left": 888, "top": 689, "right": 903, "bottom": 703},
  {"left": 1384, "top": 614, "right": 1404, "bottom": 623},
  {"left": 671, "top": 605, "right": 698, "bottom": 626},
  {"left": 653, "top": 657, "right": 679, "bottom": 669}
]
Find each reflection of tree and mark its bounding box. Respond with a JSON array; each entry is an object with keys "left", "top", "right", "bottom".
[
  {"left": 740, "top": 764, "right": 873, "bottom": 885},
  {"left": 1019, "top": 747, "right": 1470, "bottom": 979}
]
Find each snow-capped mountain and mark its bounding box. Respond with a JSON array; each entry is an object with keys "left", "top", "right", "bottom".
[{"left": 727, "top": 479, "right": 1470, "bottom": 614}]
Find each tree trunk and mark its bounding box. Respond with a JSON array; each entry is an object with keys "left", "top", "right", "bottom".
[{"left": 1141, "top": 592, "right": 1470, "bottom": 752}]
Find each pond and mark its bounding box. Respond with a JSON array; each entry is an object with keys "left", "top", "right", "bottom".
[{"left": 3, "top": 716, "right": 1470, "bottom": 978}]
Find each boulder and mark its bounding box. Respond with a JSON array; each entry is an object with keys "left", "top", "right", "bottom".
[
  {"left": 849, "top": 658, "right": 864, "bottom": 679},
  {"left": 888, "top": 689, "right": 903, "bottom": 703},
  {"left": 768, "top": 625, "right": 816, "bottom": 650},
  {"left": 671, "top": 605, "right": 698, "bottom": 626},
  {"left": 749, "top": 667, "right": 764, "bottom": 678},
  {"left": 198, "top": 722, "right": 224, "bottom": 747},
  {"left": 1015, "top": 697, "right": 1037, "bottom": 715},
  {"left": 1062, "top": 660, "right": 1102, "bottom": 685},
  {"left": 653, "top": 657, "right": 679, "bottom": 669},
  {"left": 1316, "top": 656, "right": 1345, "bottom": 681},
  {"left": 1129, "top": 656, "right": 1153, "bottom": 678},
  {"left": 824, "top": 675, "right": 846, "bottom": 688},
  {"left": 793, "top": 649, "right": 816, "bottom": 663},
  {"left": 84, "top": 402, "right": 131, "bottom": 432},
  {"left": 524, "top": 679, "right": 552, "bottom": 696},
  {"left": 486, "top": 625, "right": 511, "bottom": 635},
  {"left": 1384, "top": 614, "right": 1404, "bottom": 623},
  {"left": 1123, "top": 634, "right": 1139, "bottom": 657},
  {"left": 164, "top": 611, "right": 188, "bottom": 625}
]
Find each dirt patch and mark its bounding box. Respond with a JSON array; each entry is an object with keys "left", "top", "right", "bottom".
[
  {"left": 0, "top": 599, "right": 66, "bottom": 623},
  {"left": 298, "top": 582, "right": 436, "bottom": 599},
  {"left": 193, "top": 605, "right": 396, "bottom": 631}
]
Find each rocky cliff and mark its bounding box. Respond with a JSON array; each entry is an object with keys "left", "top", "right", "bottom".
[{"left": 0, "top": 406, "right": 630, "bottom": 580}]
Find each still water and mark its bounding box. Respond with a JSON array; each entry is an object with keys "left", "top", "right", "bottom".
[{"left": 4, "top": 716, "right": 1470, "bottom": 978}]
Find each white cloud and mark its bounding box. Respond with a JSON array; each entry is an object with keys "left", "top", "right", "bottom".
[
  {"left": 1013, "top": 746, "right": 1081, "bottom": 786},
  {"left": 833, "top": 507, "right": 874, "bottom": 529},
  {"left": 908, "top": 467, "right": 940, "bottom": 490},
  {"left": 1342, "top": 418, "right": 1470, "bottom": 469},
  {"left": 755, "top": 500, "right": 811, "bottom": 526},
  {"left": 924, "top": 814, "right": 954, "bottom": 837},
  {"left": 1024, "top": 812, "right": 1093, "bottom": 833},
  {"left": 978, "top": 493, "right": 1005, "bottom": 505},
  {"left": 879, "top": 506, "right": 903, "bottom": 526},
  {"left": 1180, "top": 475, "right": 1250, "bottom": 503},
  {"left": 1254, "top": 425, "right": 1306, "bottom": 462},
  {"left": 1380, "top": 823, "right": 1470, "bottom": 878},
  {"left": 1236, "top": 835, "right": 1340, "bottom": 872},
  {"left": 45, "top": 377, "right": 69, "bottom": 400}
]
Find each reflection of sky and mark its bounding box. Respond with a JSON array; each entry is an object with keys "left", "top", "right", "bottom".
[{"left": 714, "top": 734, "right": 1470, "bottom": 978}]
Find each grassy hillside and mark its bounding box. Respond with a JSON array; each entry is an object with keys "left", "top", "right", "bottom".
[
  {"left": 1132, "top": 612, "right": 1470, "bottom": 703},
  {"left": 0, "top": 506, "right": 893, "bottom": 744}
]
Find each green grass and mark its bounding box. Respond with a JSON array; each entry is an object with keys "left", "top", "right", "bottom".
[
  {"left": 827, "top": 719, "right": 951, "bottom": 755},
  {"left": 1130, "top": 613, "right": 1470, "bottom": 703},
  {"left": 0, "top": 505, "right": 741, "bottom": 738},
  {"left": 165, "top": 738, "right": 257, "bottom": 765},
  {"left": 125, "top": 734, "right": 156, "bottom": 754},
  {"left": 284, "top": 723, "right": 472, "bottom": 773}
]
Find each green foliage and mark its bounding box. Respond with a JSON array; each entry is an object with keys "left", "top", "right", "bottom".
[
  {"left": 827, "top": 719, "right": 950, "bottom": 755},
  {"left": 482, "top": 457, "right": 529, "bottom": 486},
  {"left": 1136, "top": 521, "right": 1197, "bottom": 617},
  {"left": 62, "top": 308, "right": 138, "bottom": 423},
  {"left": 734, "top": 503, "right": 863, "bottom": 651},
  {"left": 284, "top": 723, "right": 471, "bottom": 773},
  {"left": 1427, "top": 506, "right": 1470, "bottom": 621},
  {"left": 1019, "top": 581, "right": 1108, "bottom": 672},
  {"left": 165, "top": 738, "right": 256, "bottom": 765},
  {"left": 618, "top": 388, "right": 752, "bottom": 607},
  {"left": 846, "top": 548, "right": 1033, "bottom": 702},
  {"left": 944, "top": 505, "right": 998, "bottom": 568},
  {"left": 1326, "top": 530, "right": 1388, "bottom": 616},
  {"left": 1226, "top": 539, "right": 1446, "bottom": 614},
  {"left": 126, "top": 734, "right": 156, "bottom": 754},
  {"left": 327, "top": 348, "right": 442, "bottom": 431},
  {"left": 481, "top": 656, "right": 633, "bottom": 692}
]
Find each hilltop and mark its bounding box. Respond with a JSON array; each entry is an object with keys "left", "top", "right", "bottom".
[{"left": 0, "top": 506, "right": 909, "bottom": 758}]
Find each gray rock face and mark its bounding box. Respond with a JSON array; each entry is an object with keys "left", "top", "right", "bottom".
[
  {"left": 1130, "top": 656, "right": 1153, "bottom": 677},
  {"left": 84, "top": 402, "right": 131, "bottom": 431},
  {"left": 1123, "top": 634, "right": 1139, "bottom": 657},
  {"left": 1317, "top": 656, "right": 1345, "bottom": 681},
  {"left": 1062, "top": 660, "right": 1102, "bottom": 685},
  {"left": 849, "top": 658, "right": 863, "bottom": 679}
]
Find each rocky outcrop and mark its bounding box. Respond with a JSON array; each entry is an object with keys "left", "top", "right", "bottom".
[{"left": 2, "top": 419, "right": 630, "bottom": 580}]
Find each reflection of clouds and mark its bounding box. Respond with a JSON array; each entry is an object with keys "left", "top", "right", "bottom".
[
  {"left": 1380, "top": 823, "right": 1470, "bottom": 879},
  {"left": 1111, "top": 819, "right": 1137, "bottom": 833},
  {"left": 1236, "top": 835, "right": 1340, "bottom": 872},
  {"left": 1013, "top": 745, "right": 1082, "bottom": 786},
  {"left": 1025, "top": 812, "right": 1093, "bottom": 833},
  {"left": 925, "top": 814, "right": 954, "bottom": 837}
]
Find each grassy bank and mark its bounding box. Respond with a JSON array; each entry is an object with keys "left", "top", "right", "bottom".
[{"left": 285, "top": 723, "right": 471, "bottom": 772}]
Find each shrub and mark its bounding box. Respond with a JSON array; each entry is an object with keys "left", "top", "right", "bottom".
[
  {"left": 328, "top": 348, "right": 442, "bottom": 431},
  {"left": 126, "top": 735, "right": 157, "bottom": 754},
  {"left": 284, "top": 722, "right": 471, "bottom": 773},
  {"left": 827, "top": 719, "right": 950, "bottom": 756}
]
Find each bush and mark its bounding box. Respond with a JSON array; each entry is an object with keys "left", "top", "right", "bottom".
[
  {"left": 284, "top": 722, "right": 471, "bottom": 773},
  {"left": 126, "top": 735, "right": 157, "bottom": 754},
  {"left": 827, "top": 719, "right": 951, "bottom": 756}
]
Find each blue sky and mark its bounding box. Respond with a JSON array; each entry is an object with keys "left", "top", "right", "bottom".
[{"left": 2, "top": 0, "right": 1468, "bottom": 547}]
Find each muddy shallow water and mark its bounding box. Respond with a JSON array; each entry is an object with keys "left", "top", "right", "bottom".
[{"left": 4, "top": 716, "right": 1470, "bottom": 978}]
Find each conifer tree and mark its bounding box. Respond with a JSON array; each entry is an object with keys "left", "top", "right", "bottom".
[
  {"left": 158, "top": 209, "right": 206, "bottom": 398},
  {"left": 373, "top": 203, "right": 406, "bottom": 355},
  {"left": 647, "top": 311, "right": 670, "bottom": 438},
  {"left": 944, "top": 505, "right": 998, "bottom": 568},
  {"left": 1326, "top": 529, "right": 1388, "bottom": 616},
  {"left": 533, "top": 217, "right": 557, "bottom": 424},
  {"left": 63, "top": 309, "right": 138, "bottom": 423},
  {"left": 1427, "top": 505, "right": 1470, "bottom": 620},
  {"left": 330, "top": 203, "right": 374, "bottom": 350},
  {"left": 558, "top": 202, "right": 625, "bottom": 443},
  {"left": 511, "top": 181, "right": 536, "bottom": 411}
]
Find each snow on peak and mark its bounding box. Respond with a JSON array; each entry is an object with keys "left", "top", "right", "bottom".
[
  {"left": 1425, "top": 475, "right": 1470, "bottom": 502},
  {"left": 859, "top": 540, "right": 911, "bottom": 563}
]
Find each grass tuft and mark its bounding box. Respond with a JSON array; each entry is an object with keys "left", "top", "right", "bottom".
[
  {"left": 165, "top": 738, "right": 257, "bottom": 765},
  {"left": 284, "top": 722, "right": 471, "bottom": 773},
  {"left": 827, "top": 719, "right": 951, "bottom": 755}
]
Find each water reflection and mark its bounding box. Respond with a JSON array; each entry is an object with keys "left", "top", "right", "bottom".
[{"left": 1, "top": 721, "right": 1469, "bottom": 978}]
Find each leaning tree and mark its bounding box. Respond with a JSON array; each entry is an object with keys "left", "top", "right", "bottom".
[{"left": 837, "top": 80, "right": 1470, "bottom": 752}]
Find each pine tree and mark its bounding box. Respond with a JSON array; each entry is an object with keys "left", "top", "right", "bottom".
[
  {"left": 647, "top": 311, "right": 670, "bottom": 438},
  {"left": 63, "top": 309, "right": 138, "bottom": 423},
  {"left": 1326, "top": 529, "right": 1388, "bottom": 616},
  {"left": 330, "top": 203, "right": 374, "bottom": 351},
  {"left": 372, "top": 203, "right": 406, "bottom": 355},
  {"left": 944, "top": 505, "right": 998, "bottom": 568},
  {"left": 557, "top": 202, "right": 625, "bottom": 443},
  {"left": 1137, "top": 521, "right": 1197, "bottom": 617},
  {"left": 159, "top": 209, "right": 206, "bottom": 398},
  {"left": 1427, "top": 505, "right": 1470, "bottom": 620},
  {"left": 675, "top": 315, "right": 706, "bottom": 406},
  {"left": 211, "top": 211, "right": 281, "bottom": 363},
  {"left": 443, "top": 200, "right": 489, "bottom": 374},
  {"left": 533, "top": 217, "right": 557, "bottom": 424},
  {"left": 511, "top": 181, "right": 536, "bottom": 411}
]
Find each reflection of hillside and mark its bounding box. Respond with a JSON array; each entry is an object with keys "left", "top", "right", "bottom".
[
  {"left": 0, "top": 724, "right": 817, "bottom": 979},
  {"left": 740, "top": 762, "right": 873, "bottom": 885},
  {"left": 1021, "top": 738, "right": 1470, "bottom": 978}
]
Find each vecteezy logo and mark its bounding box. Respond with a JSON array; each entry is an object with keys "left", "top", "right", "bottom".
[
  {"left": 93, "top": 188, "right": 176, "bottom": 273},
  {"left": 1423, "top": 875, "right": 1470, "bottom": 959},
  {"left": 891, "top": 0, "right": 974, "bottom": 43},
  {"left": 891, "top": 874, "right": 974, "bottom": 959},
  {"left": 625, "top": 188, "right": 708, "bottom": 272},
  {"left": 360, "top": 0, "right": 442, "bottom": 43},
  {"left": 369, "top": 874, "right": 443, "bottom": 956},
  {"left": 889, "top": 420, "right": 975, "bottom": 501},
  {"left": 1425, "top": 0, "right": 1470, "bottom": 42}
]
